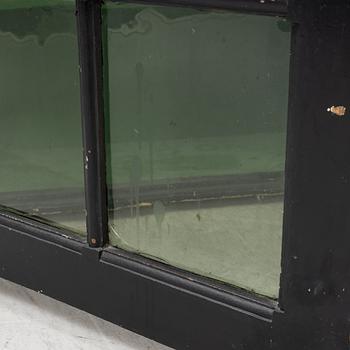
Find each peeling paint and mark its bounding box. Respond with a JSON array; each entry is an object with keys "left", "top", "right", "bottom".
[{"left": 327, "top": 105, "right": 346, "bottom": 116}]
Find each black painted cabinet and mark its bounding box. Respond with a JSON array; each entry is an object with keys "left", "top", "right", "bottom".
[{"left": 0, "top": 1, "right": 349, "bottom": 349}]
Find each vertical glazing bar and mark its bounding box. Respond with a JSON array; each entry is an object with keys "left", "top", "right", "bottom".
[{"left": 76, "top": 0, "right": 108, "bottom": 247}]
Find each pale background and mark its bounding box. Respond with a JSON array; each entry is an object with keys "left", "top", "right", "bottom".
[{"left": 0, "top": 278, "right": 171, "bottom": 350}]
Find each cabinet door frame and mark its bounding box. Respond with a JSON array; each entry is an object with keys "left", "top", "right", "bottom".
[{"left": 1, "top": 0, "right": 350, "bottom": 349}]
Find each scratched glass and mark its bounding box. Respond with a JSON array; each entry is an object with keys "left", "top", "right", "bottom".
[
  {"left": 104, "top": 2, "right": 291, "bottom": 297},
  {"left": 0, "top": 1, "right": 86, "bottom": 235}
]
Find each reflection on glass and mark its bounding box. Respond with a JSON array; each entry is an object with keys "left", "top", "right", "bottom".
[
  {"left": 0, "top": 1, "right": 86, "bottom": 234},
  {"left": 104, "top": 2, "right": 290, "bottom": 297}
]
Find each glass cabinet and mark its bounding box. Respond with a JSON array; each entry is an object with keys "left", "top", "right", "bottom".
[{"left": 0, "top": 1, "right": 349, "bottom": 349}]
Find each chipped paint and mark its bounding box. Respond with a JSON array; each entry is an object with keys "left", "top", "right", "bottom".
[{"left": 327, "top": 105, "right": 346, "bottom": 116}]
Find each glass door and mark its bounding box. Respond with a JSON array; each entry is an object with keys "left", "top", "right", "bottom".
[{"left": 103, "top": 1, "right": 290, "bottom": 298}]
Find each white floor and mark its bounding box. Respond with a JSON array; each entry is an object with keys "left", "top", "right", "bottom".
[{"left": 0, "top": 278, "right": 171, "bottom": 350}]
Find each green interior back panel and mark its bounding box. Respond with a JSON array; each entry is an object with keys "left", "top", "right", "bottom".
[{"left": 0, "top": 3, "right": 85, "bottom": 233}]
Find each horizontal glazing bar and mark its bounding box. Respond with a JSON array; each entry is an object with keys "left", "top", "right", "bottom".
[{"left": 109, "top": 0, "right": 288, "bottom": 16}]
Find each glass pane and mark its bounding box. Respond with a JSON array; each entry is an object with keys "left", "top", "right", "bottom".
[
  {"left": 104, "top": 2, "right": 290, "bottom": 297},
  {"left": 0, "top": 1, "right": 86, "bottom": 234}
]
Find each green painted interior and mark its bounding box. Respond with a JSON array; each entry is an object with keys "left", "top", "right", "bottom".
[
  {"left": 0, "top": 1, "right": 74, "bottom": 10},
  {"left": 0, "top": 3, "right": 85, "bottom": 233}
]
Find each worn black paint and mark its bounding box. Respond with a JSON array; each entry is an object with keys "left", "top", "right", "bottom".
[
  {"left": 76, "top": 0, "right": 108, "bottom": 247},
  {"left": 275, "top": 0, "right": 350, "bottom": 349},
  {"left": 1, "top": 0, "right": 350, "bottom": 349}
]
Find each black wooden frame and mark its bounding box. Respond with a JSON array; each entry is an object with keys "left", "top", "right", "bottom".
[{"left": 1, "top": 0, "right": 350, "bottom": 349}]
